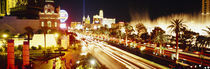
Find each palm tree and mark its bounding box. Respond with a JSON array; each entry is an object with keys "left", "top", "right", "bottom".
[
  {"left": 24, "top": 26, "right": 34, "bottom": 45},
  {"left": 152, "top": 27, "right": 167, "bottom": 54},
  {"left": 42, "top": 27, "right": 48, "bottom": 49},
  {"left": 203, "top": 26, "right": 210, "bottom": 36},
  {"left": 196, "top": 35, "right": 210, "bottom": 65},
  {"left": 168, "top": 19, "right": 187, "bottom": 63},
  {"left": 136, "top": 23, "right": 147, "bottom": 38},
  {"left": 101, "top": 25, "right": 110, "bottom": 38},
  {"left": 124, "top": 23, "right": 134, "bottom": 46},
  {"left": 196, "top": 26, "right": 210, "bottom": 64},
  {"left": 109, "top": 26, "right": 121, "bottom": 38}
]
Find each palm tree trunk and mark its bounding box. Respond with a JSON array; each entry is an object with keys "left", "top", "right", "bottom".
[
  {"left": 44, "top": 31, "right": 46, "bottom": 49},
  {"left": 176, "top": 32, "right": 179, "bottom": 63},
  {"left": 27, "top": 34, "right": 30, "bottom": 46},
  {"left": 160, "top": 43, "right": 162, "bottom": 54}
]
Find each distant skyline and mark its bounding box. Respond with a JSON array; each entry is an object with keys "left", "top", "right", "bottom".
[{"left": 60, "top": 0, "right": 201, "bottom": 23}]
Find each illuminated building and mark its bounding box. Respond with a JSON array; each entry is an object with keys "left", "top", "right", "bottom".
[
  {"left": 102, "top": 18, "right": 116, "bottom": 28},
  {"left": 86, "top": 15, "right": 90, "bottom": 24},
  {"left": 82, "top": 16, "right": 85, "bottom": 24},
  {"left": 30, "top": 34, "right": 57, "bottom": 47},
  {"left": 93, "top": 10, "right": 103, "bottom": 24},
  {"left": 99, "top": 10, "right": 103, "bottom": 18},
  {"left": 39, "top": 4, "right": 60, "bottom": 32},
  {"left": 0, "top": 1, "right": 60, "bottom": 34},
  {"left": 202, "top": 0, "right": 210, "bottom": 23},
  {"left": 9, "top": 0, "right": 44, "bottom": 19},
  {"left": 71, "top": 22, "right": 82, "bottom": 29},
  {"left": 83, "top": 15, "right": 91, "bottom": 25},
  {"left": 0, "top": 0, "right": 18, "bottom": 16},
  {"left": 92, "top": 10, "right": 116, "bottom": 28},
  {"left": 202, "top": 0, "right": 210, "bottom": 15}
]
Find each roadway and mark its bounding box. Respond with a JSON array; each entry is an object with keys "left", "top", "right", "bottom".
[{"left": 79, "top": 34, "right": 168, "bottom": 69}]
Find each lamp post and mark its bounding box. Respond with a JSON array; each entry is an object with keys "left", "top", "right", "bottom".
[{"left": 2, "top": 33, "right": 8, "bottom": 43}]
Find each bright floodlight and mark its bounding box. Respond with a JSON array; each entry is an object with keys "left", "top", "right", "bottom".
[
  {"left": 120, "top": 27, "right": 126, "bottom": 33},
  {"left": 90, "top": 59, "right": 95, "bottom": 65},
  {"left": 54, "top": 33, "right": 59, "bottom": 37},
  {"left": 60, "top": 23, "right": 67, "bottom": 29},
  {"left": 76, "top": 61, "right": 80, "bottom": 64},
  {"left": 2, "top": 34, "right": 8, "bottom": 38}
]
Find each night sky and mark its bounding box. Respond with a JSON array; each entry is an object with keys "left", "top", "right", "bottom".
[{"left": 60, "top": 0, "right": 201, "bottom": 23}]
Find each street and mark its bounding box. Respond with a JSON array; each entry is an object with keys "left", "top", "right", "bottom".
[{"left": 79, "top": 34, "right": 168, "bottom": 69}]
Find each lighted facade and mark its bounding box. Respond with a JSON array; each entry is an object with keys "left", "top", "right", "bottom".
[
  {"left": 102, "top": 18, "right": 116, "bottom": 28},
  {"left": 92, "top": 10, "right": 116, "bottom": 28},
  {"left": 82, "top": 15, "right": 90, "bottom": 25},
  {"left": 39, "top": 4, "right": 60, "bottom": 31},
  {"left": 71, "top": 22, "right": 82, "bottom": 29},
  {"left": 30, "top": 34, "right": 57, "bottom": 48},
  {"left": 202, "top": 0, "right": 210, "bottom": 15},
  {"left": 93, "top": 10, "right": 104, "bottom": 24},
  {"left": 0, "top": 0, "right": 18, "bottom": 16}
]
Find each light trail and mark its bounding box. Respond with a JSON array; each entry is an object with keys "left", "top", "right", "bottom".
[
  {"left": 95, "top": 41, "right": 166, "bottom": 69},
  {"left": 81, "top": 35, "right": 168, "bottom": 69},
  {"left": 85, "top": 41, "right": 139, "bottom": 69}
]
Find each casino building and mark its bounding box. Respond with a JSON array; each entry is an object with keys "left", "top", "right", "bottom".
[
  {"left": 92, "top": 10, "right": 116, "bottom": 28},
  {"left": 79, "top": 10, "right": 116, "bottom": 30},
  {"left": 39, "top": 3, "right": 60, "bottom": 32},
  {"left": 0, "top": 0, "right": 61, "bottom": 34}
]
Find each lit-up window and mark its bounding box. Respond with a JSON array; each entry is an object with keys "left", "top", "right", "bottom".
[
  {"left": 47, "top": 21, "right": 52, "bottom": 27},
  {"left": 41, "top": 22, "right": 44, "bottom": 27},
  {"left": 55, "top": 22, "right": 57, "bottom": 27}
]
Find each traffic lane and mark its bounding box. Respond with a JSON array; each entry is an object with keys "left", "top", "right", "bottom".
[
  {"left": 87, "top": 43, "right": 127, "bottom": 69},
  {"left": 85, "top": 38, "right": 159, "bottom": 69},
  {"left": 83, "top": 36, "right": 164, "bottom": 69},
  {"left": 97, "top": 42, "right": 167, "bottom": 69}
]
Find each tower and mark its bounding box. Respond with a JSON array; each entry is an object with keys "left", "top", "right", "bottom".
[
  {"left": 86, "top": 15, "right": 90, "bottom": 24},
  {"left": 202, "top": 0, "right": 210, "bottom": 15},
  {"left": 99, "top": 10, "right": 103, "bottom": 18},
  {"left": 83, "top": 16, "right": 86, "bottom": 23}
]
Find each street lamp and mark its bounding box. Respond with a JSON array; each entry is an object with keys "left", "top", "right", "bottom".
[
  {"left": 54, "top": 33, "right": 59, "bottom": 38},
  {"left": 90, "top": 59, "right": 95, "bottom": 65},
  {"left": 2, "top": 34, "right": 8, "bottom": 38}
]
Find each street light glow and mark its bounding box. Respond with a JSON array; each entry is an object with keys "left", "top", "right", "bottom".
[
  {"left": 76, "top": 61, "right": 80, "bottom": 64},
  {"left": 60, "top": 23, "right": 67, "bottom": 29},
  {"left": 2, "top": 34, "right": 8, "bottom": 38},
  {"left": 54, "top": 33, "right": 59, "bottom": 38},
  {"left": 90, "top": 59, "right": 96, "bottom": 65}
]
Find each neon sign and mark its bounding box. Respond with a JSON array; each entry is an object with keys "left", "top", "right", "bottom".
[{"left": 60, "top": 10, "right": 68, "bottom": 23}]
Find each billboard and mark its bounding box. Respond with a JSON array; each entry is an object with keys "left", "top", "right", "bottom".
[{"left": 60, "top": 10, "right": 68, "bottom": 23}]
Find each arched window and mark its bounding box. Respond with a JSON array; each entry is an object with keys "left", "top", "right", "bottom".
[
  {"left": 55, "top": 22, "right": 57, "bottom": 27},
  {"left": 47, "top": 21, "right": 52, "bottom": 27},
  {"left": 41, "top": 22, "right": 44, "bottom": 27}
]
